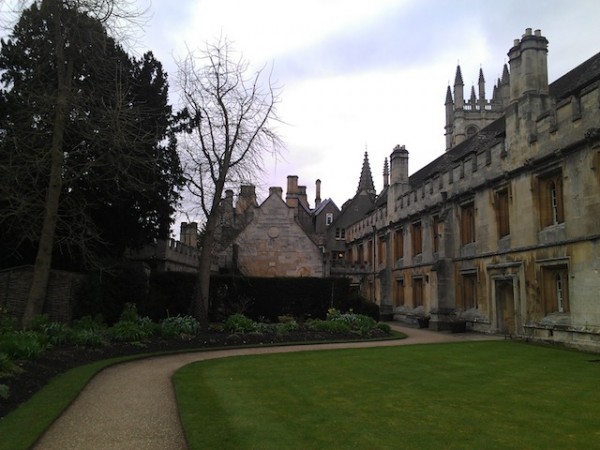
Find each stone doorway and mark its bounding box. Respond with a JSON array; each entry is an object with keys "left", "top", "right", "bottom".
[{"left": 496, "top": 279, "right": 516, "bottom": 335}]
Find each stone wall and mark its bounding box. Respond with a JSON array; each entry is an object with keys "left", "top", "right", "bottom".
[{"left": 0, "top": 266, "right": 85, "bottom": 323}]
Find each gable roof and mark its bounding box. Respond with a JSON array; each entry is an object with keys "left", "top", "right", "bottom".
[{"left": 313, "top": 198, "right": 339, "bottom": 216}]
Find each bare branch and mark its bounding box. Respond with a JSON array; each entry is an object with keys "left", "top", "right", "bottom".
[{"left": 174, "top": 36, "right": 284, "bottom": 327}]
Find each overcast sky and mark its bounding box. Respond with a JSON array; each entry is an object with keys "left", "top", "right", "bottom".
[
  {"left": 4, "top": 0, "right": 600, "bottom": 230},
  {"left": 143, "top": 0, "right": 600, "bottom": 221}
]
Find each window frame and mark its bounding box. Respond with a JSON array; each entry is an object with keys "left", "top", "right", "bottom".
[
  {"left": 541, "top": 265, "right": 570, "bottom": 314},
  {"left": 411, "top": 221, "right": 422, "bottom": 256},
  {"left": 460, "top": 201, "right": 476, "bottom": 245},
  {"left": 495, "top": 187, "right": 510, "bottom": 238},
  {"left": 412, "top": 277, "right": 424, "bottom": 307},
  {"left": 537, "top": 171, "right": 564, "bottom": 228},
  {"left": 394, "top": 228, "right": 404, "bottom": 260}
]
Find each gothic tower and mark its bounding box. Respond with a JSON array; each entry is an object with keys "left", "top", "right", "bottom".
[{"left": 444, "top": 63, "right": 509, "bottom": 151}]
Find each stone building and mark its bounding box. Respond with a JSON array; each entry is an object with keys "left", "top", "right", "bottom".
[
  {"left": 328, "top": 152, "right": 378, "bottom": 288},
  {"left": 126, "top": 221, "right": 200, "bottom": 273},
  {"left": 343, "top": 29, "right": 600, "bottom": 350},
  {"left": 218, "top": 178, "right": 341, "bottom": 277}
]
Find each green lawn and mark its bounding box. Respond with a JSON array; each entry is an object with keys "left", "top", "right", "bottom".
[{"left": 174, "top": 341, "right": 600, "bottom": 450}]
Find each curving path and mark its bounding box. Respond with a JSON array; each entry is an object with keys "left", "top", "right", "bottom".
[{"left": 33, "top": 324, "right": 501, "bottom": 450}]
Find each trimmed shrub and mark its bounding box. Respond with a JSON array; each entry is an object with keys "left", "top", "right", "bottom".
[
  {"left": 145, "top": 271, "right": 196, "bottom": 320},
  {"left": 73, "top": 264, "right": 149, "bottom": 325}
]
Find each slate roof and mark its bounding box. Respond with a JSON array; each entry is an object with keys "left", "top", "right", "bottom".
[
  {"left": 549, "top": 51, "right": 600, "bottom": 100},
  {"left": 409, "top": 116, "right": 505, "bottom": 187},
  {"left": 312, "top": 198, "right": 338, "bottom": 216}
]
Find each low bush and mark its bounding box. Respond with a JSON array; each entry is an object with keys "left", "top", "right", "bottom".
[
  {"left": 119, "top": 303, "right": 139, "bottom": 323},
  {"left": 275, "top": 320, "right": 300, "bottom": 336},
  {"left": 224, "top": 314, "right": 258, "bottom": 333},
  {"left": 43, "top": 322, "right": 71, "bottom": 347},
  {"left": 0, "top": 384, "right": 8, "bottom": 400},
  {"left": 305, "top": 319, "right": 351, "bottom": 334},
  {"left": 0, "top": 331, "right": 46, "bottom": 359},
  {"left": 69, "top": 329, "right": 104, "bottom": 347},
  {"left": 72, "top": 315, "right": 105, "bottom": 332},
  {"left": 377, "top": 323, "right": 391, "bottom": 334},
  {"left": 343, "top": 293, "right": 380, "bottom": 321},
  {"left": 325, "top": 309, "right": 379, "bottom": 336},
  {"left": 109, "top": 321, "right": 151, "bottom": 343},
  {"left": 0, "top": 308, "right": 17, "bottom": 334},
  {"left": 160, "top": 315, "right": 200, "bottom": 338},
  {"left": 0, "top": 352, "right": 17, "bottom": 377}
]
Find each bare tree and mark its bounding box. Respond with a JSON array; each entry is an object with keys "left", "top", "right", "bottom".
[{"left": 176, "top": 38, "right": 283, "bottom": 328}]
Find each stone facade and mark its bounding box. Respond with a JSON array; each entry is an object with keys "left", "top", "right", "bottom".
[
  {"left": 223, "top": 191, "right": 324, "bottom": 277},
  {"left": 126, "top": 222, "right": 200, "bottom": 273},
  {"left": 342, "top": 29, "right": 600, "bottom": 350}
]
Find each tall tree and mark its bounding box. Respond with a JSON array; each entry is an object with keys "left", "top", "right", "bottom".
[
  {"left": 0, "top": 1, "right": 182, "bottom": 326},
  {"left": 176, "top": 38, "right": 283, "bottom": 329}
]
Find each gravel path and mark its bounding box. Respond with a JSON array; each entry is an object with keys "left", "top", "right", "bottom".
[{"left": 33, "top": 325, "right": 501, "bottom": 450}]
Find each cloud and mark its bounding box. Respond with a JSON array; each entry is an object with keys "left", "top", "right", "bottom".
[{"left": 137, "top": 0, "right": 600, "bottom": 231}]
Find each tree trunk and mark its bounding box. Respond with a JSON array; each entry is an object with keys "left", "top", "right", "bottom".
[
  {"left": 193, "top": 237, "right": 212, "bottom": 330},
  {"left": 21, "top": 4, "right": 72, "bottom": 328},
  {"left": 192, "top": 174, "right": 228, "bottom": 330},
  {"left": 22, "top": 141, "right": 65, "bottom": 327}
]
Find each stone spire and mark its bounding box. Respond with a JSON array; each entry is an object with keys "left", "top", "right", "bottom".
[
  {"left": 453, "top": 65, "right": 464, "bottom": 109},
  {"left": 383, "top": 157, "right": 389, "bottom": 188},
  {"left": 478, "top": 67, "right": 486, "bottom": 104},
  {"left": 357, "top": 151, "right": 375, "bottom": 195},
  {"left": 445, "top": 85, "right": 453, "bottom": 105},
  {"left": 470, "top": 85, "right": 477, "bottom": 104}
]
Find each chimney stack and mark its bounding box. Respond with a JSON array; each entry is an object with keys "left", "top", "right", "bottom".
[
  {"left": 286, "top": 175, "right": 299, "bottom": 208},
  {"left": 269, "top": 186, "right": 283, "bottom": 198},
  {"left": 236, "top": 185, "right": 257, "bottom": 214},
  {"left": 315, "top": 179, "right": 322, "bottom": 207},
  {"left": 390, "top": 145, "right": 409, "bottom": 186}
]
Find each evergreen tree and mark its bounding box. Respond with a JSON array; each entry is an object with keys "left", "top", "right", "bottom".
[{"left": 0, "top": 1, "right": 183, "bottom": 325}]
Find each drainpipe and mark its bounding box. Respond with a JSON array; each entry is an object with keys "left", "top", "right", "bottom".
[{"left": 372, "top": 224, "right": 376, "bottom": 303}]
